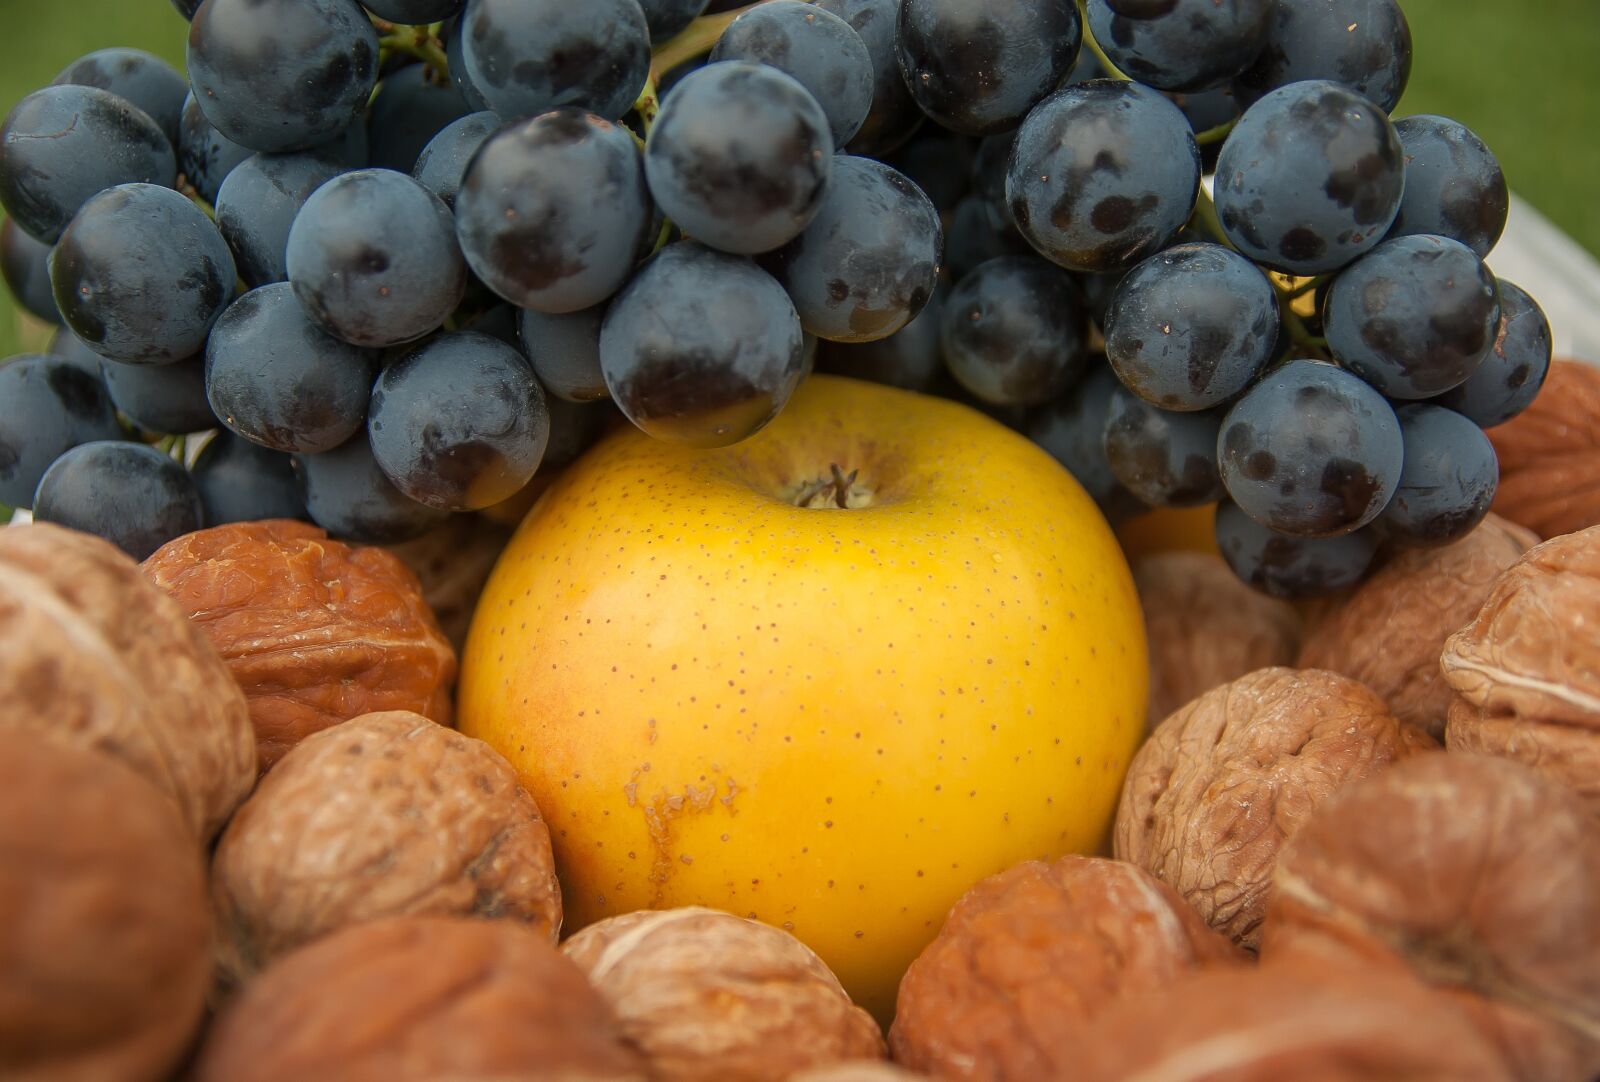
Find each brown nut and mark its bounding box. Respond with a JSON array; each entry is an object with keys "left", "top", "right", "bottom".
[
  {"left": 383, "top": 515, "right": 511, "bottom": 651},
  {"left": 1134, "top": 551, "right": 1303, "bottom": 728},
  {"left": 562, "top": 907, "right": 885, "bottom": 1081},
  {"left": 1297, "top": 515, "right": 1538, "bottom": 738},
  {"left": 1114, "top": 667, "right": 1414, "bottom": 950},
  {"left": 0, "top": 729, "right": 211, "bottom": 1082},
  {"left": 195, "top": 916, "right": 647, "bottom": 1082},
  {"left": 1448, "top": 698, "right": 1600, "bottom": 811},
  {"left": 1262, "top": 753, "right": 1600, "bottom": 1082},
  {"left": 212, "top": 710, "right": 562, "bottom": 981},
  {"left": 791, "top": 1065, "right": 924, "bottom": 1081},
  {"left": 0, "top": 522, "right": 254, "bottom": 840},
  {"left": 889, "top": 855, "right": 1242, "bottom": 1080},
  {"left": 1489, "top": 359, "right": 1600, "bottom": 539},
  {"left": 143, "top": 519, "right": 456, "bottom": 770}
]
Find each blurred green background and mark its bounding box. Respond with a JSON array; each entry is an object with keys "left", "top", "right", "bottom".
[{"left": 2, "top": 0, "right": 1598, "bottom": 358}]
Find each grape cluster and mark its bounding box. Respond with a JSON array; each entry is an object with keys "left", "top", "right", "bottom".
[{"left": 0, "top": 0, "right": 1555, "bottom": 598}]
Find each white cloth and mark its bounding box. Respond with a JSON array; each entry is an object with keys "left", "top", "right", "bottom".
[{"left": 1487, "top": 195, "right": 1600, "bottom": 367}]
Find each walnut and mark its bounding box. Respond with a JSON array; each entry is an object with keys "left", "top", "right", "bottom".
[
  {"left": 383, "top": 515, "right": 511, "bottom": 651},
  {"left": 143, "top": 519, "right": 456, "bottom": 770},
  {"left": 195, "top": 916, "right": 646, "bottom": 1082},
  {"left": 1296, "top": 516, "right": 1537, "bottom": 738},
  {"left": 0, "top": 730, "right": 211, "bottom": 1082},
  {"left": 212, "top": 711, "right": 562, "bottom": 981},
  {"left": 1114, "top": 667, "right": 1415, "bottom": 950},
  {"left": 791, "top": 1065, "right": 924, "bottom": 1081},
  {"left": 562, "top": 908, "right": 886, "bottom": 1081},
  {"left": 889, "top": 855, "right": 1241, "bottom": 1079},
  {"left": 0, "top": 522, "right": 254, "bottom": 840},
  {"left": 1488, "top": 359, "right": 1600, "bottom": 538},
  {"left": 1262, "top": 753, "right": 1600, "bottom": 1082},
  {"left": 1133, "top": 551, "right": 1303, "bottom": 728}
]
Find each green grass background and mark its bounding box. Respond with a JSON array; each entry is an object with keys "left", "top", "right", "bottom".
[{"left": 3, "top": 0, "right": 1597, "bottom": 357}]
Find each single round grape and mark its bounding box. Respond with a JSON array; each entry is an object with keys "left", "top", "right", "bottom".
[
  {"left": 645, "top": 62, "right": 832, "bottom": 255},
  {"left": 294, "top": 433, "right": 448, "bottom": 542},
  {"left": 287, "top": 169, "right": 467, "bottom": 347},
  {"left": 808, "top": 0, "right": 924, "bottom": 155},
  {"left": 760, "top": 155, "right": 941, "bottom": 344},
  {"left": 102, "top": 354, "right": 216, "bottom": 435},
  {"left": 896, "top": 0, "right": 1082, "bottom": 136},
  {"left": 1436, "top": 280, "right": 1552, "bottom": 429},
  {"left": 1386, "top": 115, "right": 1508, "bottom": 259},
  {"left": 368, "top": 332, "right": 550, "bottom": 511},
  {"left": 0, "top": 354, "right": 123, "bottom": 507},
  {"left": 1324, "top": 234, "right": 1500, "bottom": 400},
  {"left": 517, "top": 306, "right": 608, "bottom": 402},
  {"left": 177, "top": 91, "right": 253, "bottom": 204},
  {"left": 412, "top": 111, "right": 501, "bottom": 210},
  {"left": 0, "top": 84, "right": 175, "bottom": 244},
  {"left": 187, "top": 0, "right": 378, "bottom": 153},
  {"left": 1214, "top": 80, "right": 1403, "bottom": 275},
  {"left": 815, "top": 279, "right": 947, "bottom": 392},
  {"left": 940, "top": 255, "right": 1090, "bottom": 407},
  {"left": 1103, "top": 242, "right": 1277, "bottom": 411},
  {"left": 1086, "top": 0, "right": 1271, "bottom": 92},
  {"left": 638, "top": 0, "right": 712, "bottom": 42},
  {"left": 1024, "top": 363, "right": 1146, "bottom": 523},
  {"left": 215, "top": 153, "right": 343, "bottom": 288},
  {"left": 456, "top": 0, "right": 650, "bottom": 121},
  {"left": 366, "top": 63, "right": 473, "bottom": 173},
  {"left": 1103, "top": 385, "right": 1225, "bottom": 508},
  {"left": 1218, "top": 358, "right": 1403, "bottom": 537},
  {"left": 361, "top": 0, "right": 466, "bottom": 21},
  {"left": 51, "top": 183, "right": 236, "bottom": 365},
  {"left": 52, "top": 47, "right": 187, "bottom": 149},
  {"left": 600, "top": 242, "right": 804, "bottom": 447},
  {"left": 206, "top": 283, "right": 376, "bottom": 453},
  {"left": 457, "top": 109, "right": 652, "bottom": 313},
  {"left": 944, "top": 196, "right": 1031, "bottom": 281},
  {"left": 34, "top": 441, "right": 203, "bottom": 559},
  {"left": 191, "top": 432, "right": 308, "bottom": 526},
  {"left": 1378, "top": 404, "right": 1498, "bottom": 549},
  {"left": 1215, "top": 499, "right": 1378, "bottom": 599},
  {"left": 46, "top": 327, "right": 109, "bottom": 378},
  {"left": 1, "top": 217, "right": 59, "bottom": 323},
  {"left": 1007, "top": 81, "right": 1200, "bottom": 274},
  {"left": 888, "top": 129, "right": 975, "bottom": 216},
  {"left": 711, "top": 1, "right": 874, "bottom": 148},
  {"left": 1234, "top": 0, "right": 1412, "bottom": 113}
]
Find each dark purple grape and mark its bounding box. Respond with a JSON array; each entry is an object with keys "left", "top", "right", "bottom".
[
  {"left": 173, "top": 0, "right": 203, "bottom": 18},
  {"left": 600, "top": 242, "right": 804, "bottom": 447},
  {"left": 215, "top": 153, "right": 343, "bottom": 288},
  {"left": 1007, "top": 81, "right": 1199, "bottom": 274},
  {"left": 1085, "top": 0, "right": 1271, "bottom": 92},
  {"left": 541, "top": 397, "right": 613, "bottom": 469},
  {"left": 456, "top": 0, "right": 650, "bottom": 121},
  {"left": 34, "top": 441, "right": 202, "bottom": 557},
  {"left": 52, "top": 48, "right": 187, "bottom": 149},
  {"left": 0, "top": 354, "right": 123, "bottom": 507},
  {"left": 191, "top": 432, "right": 308, "bottom": 525},
  {"left": 1215, "top": 498, "right": 1377, "bottom": 598},
  {"left": 638, "top": 0, "right": 712, "bottom": 42},
  {"left": 807, "top": 0, "right": 924, "bottom": 155},
  {"left": 815, "top": 280, "right": 947, "bottom": 392},
  {"left": 971, "top": 131, "right": 1015, "bottom": 229},
  {"left": 177, "top": 91, "right": 252, "bottom": 203},
  {"left": 1, "top": 217, "right": 59, "bottom": 323},
  {"left": 293, "top": 432, "right": 448, "bottom": 542},
  {"left": 1324, "top": 235, "right": 1500, "bottom": 400},
  {"left": 102, "top": 354, "right": 216, "bottom": 435},
  {"left": 1103, "top": 385, "right": 1225, "bottom": 508},
  {"left": 1165, "top": 84, "right": 1239, "bottom": 170},
  {"left": 941, "top": 255, "right": 1089, "bottom": 407},
  {"left": 645, "top": 62, "right": 832, "bottom": 255},
  {"left": 366, "top": 64, "right": 472, "bottom": 173},
  {"left": 1234, "top": 0, "right": 1412, "bottom": 113},
  {"left": 1436, "top": 281, "right": 1552, "bottom": 429},
  {"left": 362, "top": 0, "right": 466, "bottom": 21},
  {"left": 1025, "top": 363, "right": 1146, "bottom": 522},
  {"left": 441, "top": 16, "right": 491, "bottom": 112},
  {"left": 1218, "top": 358, "right": 1402, "bottom": 537},
  {"left": 46, "top": 327, "right": 109, "bottom": 378},
  {"left": 944, "top": 196, "right": 1031, "bottom": 280},
  {"left": 1103, "top": 242, "right": 1277, "bottom": 411},
  {"left": 458, "top": 303, "right": 520, "bottom": 348},
  {"left": 887, "top": 130, "right": 975, "bottom": 215},
  {"left": 51, "top": 183, "right": 236, "bottom": 365},
  {"left": 896, "top": 0, "right": 1082, "bottom": 136},
  {"left": 517, "top": 306, "right": 607, "bottom": 402},
  {"left": 1214, "top": 80, "right": 1403, "bottom": 275},
  {"left": 456, "top": 109, "right": 652, "bottom": 313},
  {"left": 1378, "top": 404, "right": 1497, "bottom": 549},
  {"left": 0, "top": 85, "right": 175, "bottom": 244},
  {"left": 1386, "top": 115, "right": 1508, "bottom": 259},
  {"left": 412, "top": 111, "right": 501, "bottom": 209}
]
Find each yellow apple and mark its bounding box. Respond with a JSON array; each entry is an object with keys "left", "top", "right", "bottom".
[{"left": 459, "top": 375, "right": 1147, "bottom": 1019}]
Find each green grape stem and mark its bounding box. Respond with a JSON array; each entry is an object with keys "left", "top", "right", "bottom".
[
  {"left": 649, "top": 1, "right": 776, "bottom": 84},
  {"left": 1189, "top": 188, "right": 1233, "bottom": 249},
  {"left": 1194, "top": 117, "right": 1236, "bottom": 146},
  {"left": 1074, "top": 0, "right": 1132, "bottom": 81},
  {"left": 376, "top": 23, "right": 450, "bottom": 82}
]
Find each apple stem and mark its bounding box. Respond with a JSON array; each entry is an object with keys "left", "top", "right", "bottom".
[{"left": 794, "top": 464, "right": 859, "bottom": 509}]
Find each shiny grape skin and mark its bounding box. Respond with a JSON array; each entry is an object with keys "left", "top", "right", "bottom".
[
  {"left": 1234, "top": 0, "right": 1412, "bottom": 113},
  {"left": 444, "top": 16, "right": 492, "bottom": 112},
  {"left": 1378, "top": 404, "right": 1498, "bottom": 549},
  {"left": 1103, "top": 242, "right": 1277, "bottom": 411},
  {"left": 361, "top": 0, "right": 466, "bottom": 21},
  {"left": 368, "top": 332, "right": 551, "bottom": 511},
  {"left": 1324, "top": 235, "right": 1500, "bottom": 401},
  {"left": 1, "top": 218, "right": 59, "bottom": 323},
  {"left": 34, "top": 441, "right": 203, "bottom": 558},
  {"left": 896, "top": 0, "right": 1082, "bottom": 137},
  {"left": 1215, "top": 499, "right": 1377, "bottom": 599},
  {"left": 293, "top": 432, "right": 448, "bottom": 543},
  {"left": 1085, "top": 0, "right": 1272, "bottom": 92},
  {"left": 287, "top": 169, "right": 467, "bottom": 348},
  {"left": 1103, "top": 385, "right": 1225, "bottom": 508},
  {"left": 940, "top": 255, "right": 1090, "bottom": 408},
  {"left": 638, "top": 0, "right": 712, "bottom": 42},
  {"left": 0, "top": 85, "right": 176, "bottom": 245},
  {"left": 456, "top": 0, "right": 650, "bottom": 121},
  {"left": 760, "top": 156, "right": 941, "bottom": 344},
  {"left": 599, "top": 242, "right": 805, "bottom": 447},
  {"left": 1386, "top": 115, "right": 1508, "bottom": 259},
  {"left": 1007, "top": 81, "right": 1200, "bottom": 275},
  {"left": 645, "top": 62, "right": 832, "bottom": 255},
  {"left": 46, "top": 327, "right": 110, "bottom": 379},
  {"left": 215, "top": 153, "right": 343, "bottom": 288},
  {"left": 1025, "top": 363, "right": 1147, "bottom": 524},
  {"left": 192, "top": 432, "right": 308, "bottom": 526},
  {"left": 366, "top": 65, "right": 472, "bottom": 174},
  {"left": 457, "top": 109, "right": 652, "bottom": 314},
  {"left": 412, "top": 111, "right": 501, "bottom": 210},
  {"left": 1218, "top": 358, "right": 1403, "bottom": 538},
  {"left": 1214, "top": 80, "right": 1403, "bottom": 276},
  {"left": 944, "top": 196, "right": 1032, "bottom": 281},
  {"left": 815, "top": 279, "right": 947, "bottom": 392},
  {"left": 517, "top": 306, "right": 608, "bottom": 403},
  {"left": 102, "top": 354, "right": 216, "bottom": 435},
  {"left": 177, "top": 92, "right": 253, "bottom": 203},
  {"left": 712, "top": 1, "right": 874, "bottom": 149},
  {"left": 0, "top": 355, "right": 123, "bottom": 507},
  {"left": 52, "top": 48, "right": 188, "bottom": 148},
  {"left": 1436, "top": 281, "right": 1552, "bottom": 429},
  {"left": 51, "top": 184, "right": 236, "bottom": 365},
  {"left": 807, "top": 0, "right": 924, "bottom": 155}
]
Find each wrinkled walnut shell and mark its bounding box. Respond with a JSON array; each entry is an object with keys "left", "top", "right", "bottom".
[
  {"left": 212, "top": 711, "right": 562, "bottom": 981},
  {"left": 195, "top": 916, "right": 647, "bottom": 1082},
  {"left": 0, "top": 523, "right": 254, "bottom": 840},
  {"left": 1489, "top": 359, "right": 1600, "bottom": 539},
  {"left": 1447, "top": 698, "right": 1600, "bottom": 813},
  {"left": 0, "top": 730, "right": 211, "bottom": 1082},
  {"left": 562, "top": 908, "right": 885, "bottom": 1081},
  {"left": 1115, "top": 667, "right": 1415, "bottom": 949},
  {"left": 383, "top": 516, "right": 511, "bottom": 652},
  {"left": 890, "top": 855, "right": 1241, "bottom": 1079},
  {"left": 144, "top": 520, "right": 456, "bottom": 770}
]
